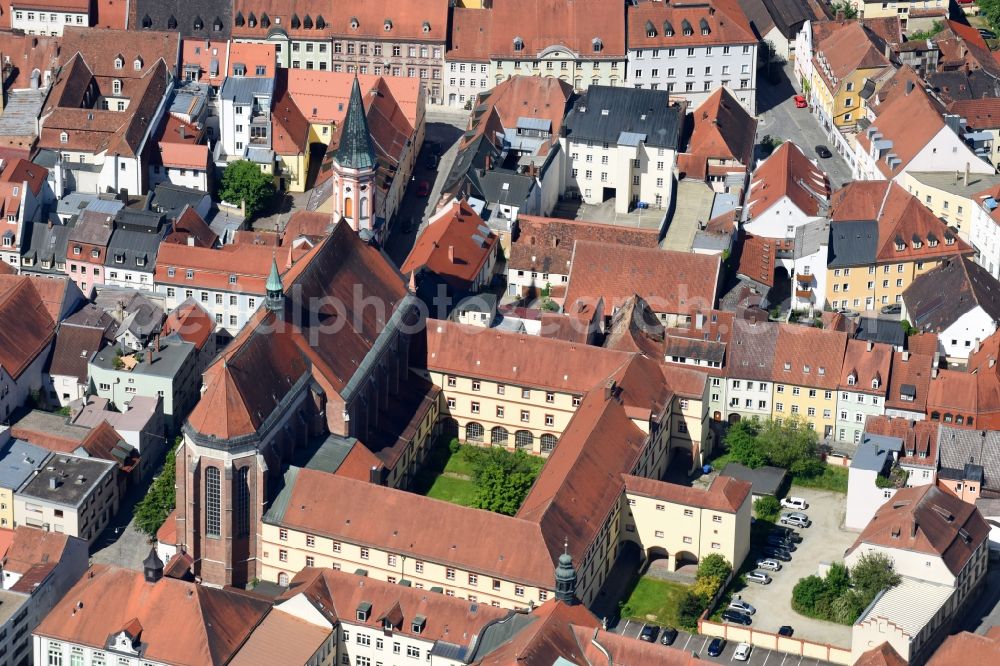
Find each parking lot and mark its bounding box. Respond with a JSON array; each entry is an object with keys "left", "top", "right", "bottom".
[
  {"left": 614, "top": 619, "right": 836, "bottom": 665},
  {"left": 726, "top": 488, "right": 856, "bottom": 648}
]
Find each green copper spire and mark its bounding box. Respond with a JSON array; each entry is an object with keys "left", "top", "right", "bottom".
[
  {"left": 265, "top": 257, "right": 283, "bottom": 311},
  {"left": 334, "top": 76, "right": 377, "bottom": 171}
]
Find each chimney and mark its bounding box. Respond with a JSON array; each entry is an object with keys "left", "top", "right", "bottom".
[
  {"left": 905, "top": 80, "right": 914, "bottom": 95},
  {"left": 448, "top": 245, "right": 455, "bottom": 263},
  {"left": 48, "top": 476, "right": 57, "bottom": 490},
  {"left": 902, "top": 350, "right": 910, "bottom": 361},
  {"left": 187, "top": 236, "right": 195, "bottom": 246},
  {"left": 155, "top": 335, "right": 161, "bottom": 353},
  {"left": 179, "top": 125, "right": 186, "bottom": 140},
  {"left": 867, "top": 341, "right": 874, "bottom": 352},
  {"left": 965, "top": 162, "right": 971, "bottom": 187}
]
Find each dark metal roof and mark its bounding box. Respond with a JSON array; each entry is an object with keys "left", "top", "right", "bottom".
[
  {"left": 563, "top": 85, "right": 681, "bottom": 149},
  {"left": 334, "top": 77, "right": 377, "bottom": 171},
  {"left": 148, "top": 183, "right": 209, "bottom": 219},
  {"left": 22, "top": 221, "right": 71, "bottom": 271},
  {"left": 854, "top": 316, "right": 906, "bottom": 348},
  {"left": 104, "top": 228, "right": 161, "bottom": 270},
  {"left": 132, "top": 0, "right": 232, "bottom": 39},
  {"left": 828, "top": 220, "right": 878, "bottom": 268},
  {"left": 720, "top": 462, "right": 787, "bottom": 496}
]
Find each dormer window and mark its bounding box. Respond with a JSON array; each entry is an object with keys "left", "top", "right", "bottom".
[
  {"left": 592, "top": 38, "right": 603, "bottom": 53},
  {"left": 646, "top": 21, "right": 656, "bottom": 38},
  {"left": 682, "top": 19, "right": 693, "bottom": 36},
  {"left": 213, "top": 17, "right": 223, "bottom": 31},
  {"left": 847, "top": 373, "right": 857, "bottom": 386},
  {"left": 700, "top": 18, "right": 710, "bottom": 36},
  {"left": 229, "top": 274, "right": 237, "bottom": 284},
  {"left": 384, "top": 18, "right": 392, "bottom": 31},
  {"left": 136, "top": 256, "right": 146, "bottom": 267},
  {"left": 73, "top": 246, "right": 81, "bottom": 255},
  {"left": 59, "top": 131, "right": 68, "bottom": 143},
  {"left": 803, "top": 364, "right": 811, "bottom": 374},
  {"left": 112, "top": 79, "right": 122, "bottom": 95},
  {"left": 350, "top": 16, "right": 359, "bottom": 29},
  {"left": 91, "top": 249, "right": 99, "bottom": 258},
  {"left": 946, "top": 235, "right": 955, "bottom": 245},
  {"left": 912, "top": 239, "right": 922, "bottom": 249},
  {"left": 929, "top": 238, "right": 938, "bottom": 247},
  {"left": 316, "top": 15, "right": 325, "bottom": 29},
  {"left": 185, "top": 269, "right": 194, "bottom": 279},
  {"left": 248, "top": 12, "right": 256, "bottom": 28},
  {"left": 115, "top": 253, "right": 124, "bottom": 264},
  {"left": 423, "top": 21, "right": 431, "bottom": 33},
  {"left": 167, "top": 267, "right": 176, "bottom": 277},
  {"left": 356, "top": 602, "right": 371, "bottom": 622},
  {"left": 411, "top": 615, "right": 426, "bottom": 634},
  {"left": 303, "top": 14, "right": 313, "bottom": 29},
  {"left": 783, "top": 362, "right": 791, "bottom": 371},
  {"left": 141, "top": 14, "right": 152, "bottom": 29},
  {"left": 260, "top": 13, "right": 269, "bottom": 28},
  {"left": 133, "top": 57, "right": 143, "bottom": 71},
  {"left": 513, "top": 36, "right": 524, "bottom": 52},
  {"left": 664, "top": 21, "right": 674, "bottom": 37},
  {"left": 193, "top": 16, "right": 203, "bottom": 31},
  {"left": 114, "top": 56, "right": 124, "bottom": 70},
  {"left": 894, "top": 240, "right": 905, "bottom": 251},
  {"left": 871, "top": 377, "right": 880, "bottom": 389}
]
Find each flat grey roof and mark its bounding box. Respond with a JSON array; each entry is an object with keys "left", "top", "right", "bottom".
[
  {"left": 720, "top": 462, "right": 787, "bottom": 496},
  {"left": 0, "top": 439, "right": 49, "bottom": 491},
  {"left": 852, "top": 434, "right": 902, "bottom": 472},
  {"left": 907, "top": 171, "right": 1000, "bottom": 199},
  {"left": 91, "top": 339, "right": 194, "bottom": 379},
  {"left": 0, "top": 89, "right": 45, "bottom": 137},
  {"left": 220, "top": 76, "right": 274, "bottom": 104},
  {"left": 18, "top": 454, "right": 114, "bottom": 508}
]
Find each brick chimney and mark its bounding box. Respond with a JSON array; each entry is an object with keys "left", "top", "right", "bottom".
[{"left": 448, "top": 245, "right": 455, "bottom": 263}]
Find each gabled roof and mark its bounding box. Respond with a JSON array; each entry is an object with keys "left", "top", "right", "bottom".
[
  {"left": 2, "top": 527, "right": 72, "bottom": 575},
  {"left": 0, "top": 278, "right": 55, "bottom": 380},
  {"left": 885, "top": 351, "right": 934, "bottom": 412},
  {"left": 49, "top": 323, "right": 106, "bottom": 383},
  {"left": 627, "top": 0, "right": 756, "bottom": 48},
  {"left": 401, "top": 200, "right": 498, "bottom": 290},
  {"left": 624, "top": 474, "right": 750, "bottom": 513},
  {"left": 162, "top": 206, "right": 217, "bottom": 248},
  {"left": 928, "top": 631, "right": 1000, "bottom": 665},
  {"left": 772, "top": 323, "right": 846, "bottom": 388},
  {"left": 447, "top": 7, "right": 492, "bottom": 63},
  {"left": 161, "top": 299, "right": 215, "bottom": 350},
  {"left": 686, "top": 87, "right": 757, "bottom": 167},
  {"left": 746, "top": 141, "right": 829, "bottom": 220},
  {"left": 729, "top": 317, "right": 779, "bottom": 381},
  {"left": 840, "top": 339, "right": 892, "bottom": 395},
  {"left": 904, "top": 256, "right": 1000, "bottom": 333},
  {"left": 864, "top": 416, "right": 939, "bottom": 468},
  {"left": 488, "top": 0, "right": 626, "bottom": 58},
  {"left": 854, "top": 85, "right": 950, "bottom": 179},
  {"left": 847, "top": 484, "right": 989, "bottom": 577},
  {"left": 813, "top": 22, "right": 890, "bottom": 93},
  {"left": 854, "top": 642, "right": 908, "bottom": 666},
  {"left": 33, "top": 565, "right": 270, "bottom": 666},
  {"left": 508, "top": 216, "right": 659, "bottom": 274},
  {"left": 472, "top": 600, "right": 600, "bottom": 664},
  {"left": 564, "top": 241, "right": 720, "bottom": 314}
]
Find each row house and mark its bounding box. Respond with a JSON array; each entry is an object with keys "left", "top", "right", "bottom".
[
  {"left": 0, "top": 159, "right": 52, "bottom": 272},
  {"left": 950, "top": 98, "right": 1000, "bottom": 170},
  {"left": 64, "top": 200, "right": 121, "bottom": 295},
  {"left": 725, "top": 317, "right": 778, "bottom": 423},
  {"left": 153, "top": 242, "right": 288, "bottom": 338},
  {"left": 680, "top": 87, "right": 757, "bottom": 196},
  {"left": 771, "top": 325, "right": 847, "bottom": 439},
  {"left": 899, "top": 170, "right": 1000, "bottom": 244},
  {"left": 837, "top": 340, "right": 892, "bottom": 444},
  {"left": 825, "top": 181, "right": 974, "bottom": 312},
  {"left": 848, "top": 0, "right": 948, "bottom": 33},
  {"left": 626, "top": 0, "right": 758, "bottom": 114},
  {"left": 488, "top": 0, "right": 627, "bottom": 92},
  {"left": 561, "top": 85, "right": 681, "bottom": 213},
  {"left": 231, "top": 0, "right": 448, "bottom": 104},
  {"left": 103, "top": 209, "right": 169, "bottom": 291},
  {"left": 11, "top": 0, "right": 90, "bottom": 36},
  {"left": 743, "top": 141, "right": 830, "bottom": 240},
  {"left": 443, "top": 7, "right": 492, "bottom": 107}
]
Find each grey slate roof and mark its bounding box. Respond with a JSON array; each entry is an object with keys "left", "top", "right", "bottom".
[
  {"left": 148, "top": 183, "right": 209, "bottom": 219},
  {"left": 720, "top": 462, "right": 787, "bottom": 496},
  {"left": 937, "top": 425, "right": 1000, "bottom": 492},
  {"left": 95, "top": 290, "right": 163, "bottom": 339},
  {"left": 793, "top": 219, "right": 830, "bottom": 259},
  {"left": 22, "top": 221, "right": 71, "bottom": 273},
  {"left": 220, "top": 76, "right": 274, "bottom": 104},
  {"left": 115, "top": 209, "right": 165, "bottom": 233},
  {"left": 563, "top": 86, "right": 681, "bottom": 149},
  {"left": 478, "top": 170, "right": 534, "bottom": 206},
  {"left": 828, "top": 220, "right": 878, "bottom": 268},
  {"left": 0, "top": 438, "right": 48, "bottom": 492},
  {"left": 104, "top": 228, "right": 160, "bottom": 271},
  {"left": 133, "top": 0, "right": 231, "bottom": 39},
  {"left": 334, "top": 77, "right": 377, "bottom": 171},
  {"left": 903, "top": 257, "right": 1000, "bottom": 333},
  {"left": 854, "top": 317, "right": 906, "bottom": 348},
  {"left": 853, "top": 433, "right": 903, "bottom": 472}
]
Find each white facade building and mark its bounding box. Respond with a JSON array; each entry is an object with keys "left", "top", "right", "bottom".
[{"left": 11, "top": 3, "right": 89, "bottom": 36}]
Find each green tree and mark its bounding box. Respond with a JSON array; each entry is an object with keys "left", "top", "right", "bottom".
[
  {"left": 908, "top": 20, "right": 943, "bottom": 41},
  {"left": 677, "top": 591, "right": 706, "bottom": 632},
  {"left": 724, "top": 419, "right": 766, "bottom": 468},
  {"left": 850, "top": 552, "right": 901, "bottom": 601},
  {"left": 134, "top": 437, "right": 181, "bottom": 536},
  {"left": 830, "top": 1, "right": 858, "bottom": 19},
  {"left": 697, "top": 554, "right": 732, "bottom": 584},
  {"left": 754, "top": 495, "right": 781, "bottom": 522},
  {"left": 473, "top": 465, "right": 536, "bottom": 515},
  {"left": 830, "top": 589, "right": 865, "bottom": 625},
  {"left": 824, "top": 562, "right": 850, "bottom": 596},
  {"left": 791, "top": 575, "right": 828, "bottom": 615},
  {"left": 980, "top": 0, "right": 1000, "bottom": 33},
  {"left": 759, "top": 418, "right": 824, "bottom": 476},
  {"left": 219, "top": 160, "right": 274, "bottom": 218}
]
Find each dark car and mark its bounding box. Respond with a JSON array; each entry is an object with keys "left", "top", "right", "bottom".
[
  {"left": 815, "top": 144, "right": 833, "bottom": 158},
  {"left": 425, "top": 153, "right": 439, "bottom": 169},
  {"left": 639, "top": 625, "right": 659, "bottom": 642},
  {"left": 660, "top": 626, "right": 679, "bottom": 645},
  {"left": 761, "top": 547, "right": 792, "bottom": 562},
  {"left": 721, "top": 610, "right": 753, "bottom": 626},
  {"left": 980, "top": 28, "right": 997, "bottom": 39},
  {"left": 770, "top": 527, "right": 803, "bottom": 543},
  {"left": 778, "top": 625, "right": 794, "bottom": 637},
  {"left": 707, "top": 638, "right": 727, "bottom": 657},
  {"left": 880, "top": 304, "right": 902, "bottom": 315},
  {"left": 766, "top": 535, "right": 798, "bottom": 551}
]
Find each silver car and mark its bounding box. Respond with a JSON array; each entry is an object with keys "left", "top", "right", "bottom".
[
  {"left": 728, "top": 598, "right": 756, "bottom": 615},
  {"left": 746, "top": 570, "right": 772, "bottom": 585},
  {"left": 780, "top": 512, "right": 811, "bottom": 528},
  {"left": 756, "top": 558, "right": 782, "bottom": 571}
]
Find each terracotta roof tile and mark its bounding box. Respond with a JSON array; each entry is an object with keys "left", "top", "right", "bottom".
[
  {"left": 565, "top": 241, "right": 719, "bottom": 315},
  {"left": 746, "top": 141, "right": 829, "bottom": 219},
  {"left": 510, "top": 216, "right": 659, "bottom": 274},
  {"left": 271, "top": 73, "right": 310, "bottom": 156},
  {"left": 686, "top": 87, "right": 757, "bottom": 167},
  {"left": 624, "top": 474, "right": 750, "bottom": 512},
  {"left": 447, "top": 8, "right": 492, "bottom": 62},
  {"left": 489, "top": 0, "right": 626, "bottom": 59},
  {"left": 772, "top": 323, "right": 847, "bottom": 388},
  {"left": 34, "top": 565, "right": 271, "bottom": 666},
  {"left": 154, "top": 242, "right": 286, "bottom": 294},
  {"left": 885, "top": 351, "right": 934, "bottom": 412},
  {"left": 229, "top": 607, "right": 330, "bottom": 666},
  {"left": 627, "top": 0, "right": 756, "bottom": 48},
  {"left": 161, "top": 299, "right": 215, "bottom": 350},
  {"left": 2, "top": 527, "right": 71, "bottom": 574},
  {"left": 156, "top": 143, "right": 208, "bottom": 170},
  {"left": 854, "top": 642, "right": 908, "bottom": 666},
  {"left": 155, "top": 508, "right": 177, "bottom": 545},
  {"left": 840, "top": 339, "right": 892, "bottom": 395},
  {"left": 49, "top": 323, "right": 106, "bottom": 383},
  {"left": 180, "top": 39, "right": 229, "bottom": 88},
  {"left": 863, "top": 416, "right": 939, "bottom": 468},
  {"left": 286, "top": 69, "right": 421, "bottom": 130},
  {"left": 927, "top": 368, "right": 978, "bottom": 416},
  {"left": 0, "top": 278, "right": 55, "bottom": 379},
  {"left": 847, "top": 484, "right": 989, "bottom": 576},
  {"left": 928, "top": 631, "right": 1000, "bottom": 665},
  {"left": 162, "top": 206, "right": 217, "bottom": 248},
  {"left": 813, "top": 22, "right": 890, "bottom": 92},
  {"left": 401, "top": 200, "right": 498, "bottom": 290},
  {"left": 855, "top": 86, "right": 949, "bottom": 179}
]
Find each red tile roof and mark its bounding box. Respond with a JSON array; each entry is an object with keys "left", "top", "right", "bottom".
[
  {"left": 686, "top": 87, "right": 757, "bottom": 168},
  {"left": 746, "top": 141, "right": 829, "bottom": 220},
  {"left": 156, "top": 508, "right": 177, "bottom": 546},
  {"left": 34, "top": 565, "right": 271, "bottom": 666},
  {"left": 949, "top": 97, "right": 1000, "bottom": 130},
  {"left": 863, "top": 416, "right": 939, "bottom": 468},
  {"left": 157, "top": 143, "right": 208, "bottom": 170},
  {"left": 477, "top": 600, "right": 600, "bottom": 664},
  {"left": 737, "top": 234, "right": 789, "bottom": 287},
  {"left": 840, "top": 339, "right": 892, "bottom": 395},
  {"left": 627, "top": 0, "right": 756, "bottom": 48},
  {"left": 162, "top": 299, "right": 215, "bottom": 350},
  {"left": 12, "top": 0, "right": 88, "bottom": 11},
  {"left": 928, "top": 631, "right": 1000, "bottom": 665},
  {"left": 271, "top": 74, "right": 310, "bottom": 156},
  {"left": 565, "top": 241, "right": 720, "bottom": 315},
  {"left": 813, "top": 22, "right": 890, "bottom": 94},
  {"left": 49, "top": 323, "right": 107, "bottom": 383},
  {"left": 772, "top": 324, "right": 847, "bottom": 389},
  {"left": 927, "top": 368, "right": 978, "bottom": 417},
  {"left": 885, "top": 351, "right": 934, "bottom": 412},
  {"left": 855, "top": 642, "right": 908, "bottom": 666},
  {"left": 0, "top": 278, "right": 55, "bottom": 379},
  {"left": 3, "top": 527, "right": 71, "bottom": 575},
  {"left": 180, "top": 39, "right": 229, "bottom": 88},
  {"left": 447, "top": 7, "right": 492, "bottom": 62},
  {"left": 162, "top": 206, "right": 217, "bottom": 248},
  {"left": 489, "top": 0, "right": 626, "bottom": 59},
  {"left": 848, "top": 484, "right": 989, "bottom": 576},
  {"left": 0, "top": 32, "right": 60, "bottom": 93},
  {"left": 624, "top": 474, "right": 750, "bottom": 512},
  {"left": 286, "top": 70, "right": 422, "bottom": 129},
  {"left": 509, "top": 215, "right": 659, "bottom": 274},
  {"left": 855, "top": 85, "right": 949, "bottom": 179},
  {"left": 400, "top": 200, "right": 498, "bottom": 290},
  {"left": 154, "top": 243, "right": 287, "bottom": 294}
]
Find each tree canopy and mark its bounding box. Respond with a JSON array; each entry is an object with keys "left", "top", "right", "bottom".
[
  {"left": 723, "top": 417, "right": 823, "bottom": 477},
  {"left": 792, "top": 554, "right": 900, "bottom": 625},
  {"left": 464, "top": 447, "right": 544, "bottom": 516},
  {"left": 134, "top": 438, "right": 181, "bottom": 536},
  {"left": 219, "top": 160, "right": 274, "bottom": 218}
]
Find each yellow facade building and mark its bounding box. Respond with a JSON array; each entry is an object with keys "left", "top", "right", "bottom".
[
  {"left": 770, "top": 325, "right": 847, "bottom": 439},
  {"left": 810, "top": 23, "right": 890, "bottom": 131}
]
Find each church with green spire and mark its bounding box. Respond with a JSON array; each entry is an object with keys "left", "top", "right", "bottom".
[{"left": 331, "top": 76, "right": 378, "bottom": 234}]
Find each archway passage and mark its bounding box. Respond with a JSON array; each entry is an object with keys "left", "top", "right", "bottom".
[{"left": 728, "top": 413, "right": 741, "bottom": 425}]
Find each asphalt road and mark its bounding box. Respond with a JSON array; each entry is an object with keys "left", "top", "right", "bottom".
[
  {"left": 756, "top": 66, "right": 851, "bottom": 190},
  {"left": 613, "top": 618, "right": 836, "bottom": 666}
]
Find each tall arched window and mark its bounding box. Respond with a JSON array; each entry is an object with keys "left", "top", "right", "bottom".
[
  {"left": 205, "top": 467, "right": 221, "bottom": 537},
  {"left": 359, "top": 197, "right": 368, "bottom": 219},
  {"left": 344, "top": 197, "right": 353, "bottom": 218},
  {"left": 491, "top": 426, "right": 508, "bottom": 446},
  {"left": 277, "top": 572, "right": 289, "bottom": 586},
  {"left": 465, "top": 422, "right": 484, "bottom": 443},
  {"left": 515, "top": 430, "right": 533, "bottom": 451},
  {"left": 234, "top": 467, "right": 250, "bottom": 537},
  {"left": 540, "top": 434, "right": 557, "bottom": 454}
]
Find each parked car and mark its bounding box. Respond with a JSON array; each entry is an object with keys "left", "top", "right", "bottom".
[
  {"left": 781, "top": 513, "right": 811, "bottom": 528},
  {"left": 660, "top": 627, "right": 679, "bottom": 645},
  {"left": 722, "top": 610, "right": 753, "bottom": 626},
  {"left": 815, "top": 144, "right": 833, "bottom": 158},
  {"left": 728, "top": 598, "right": 756, "bottom": 615},
  {"left": 980, "top": 28, "right": 997, "bottom": 39},
  {"left": 766, "top": 535, "right": 798, "bottom": 551},
  {"left": 781, "top": 496, "right": 808, "bottom": 510},
  {"left": 425, "top": 153, "right": 439, "bottom": 169},
  {"left": 779, "top": 625, "right": 795, "bottom": 637},
  {"left": 880, "top": 304, "right": 902, "bottom": 315},
  {"left": 415, "top": 181, "right": 431, "bottom": 197},
  {"left": 836, "top": 307, "right": 859, "bottom": 318},
  {"left": 770, "top": 527, "right": 802, "bottom": 543},
  {"left": 761, "top": 547, "right": 792, "bottom": 562},
  {"left": 746, "top": 570, "right": 772, "bottom": 585},
  {"left": 707, "top": 638, "right": 727, "bottom": 657},
  {"left": 734, "top": 643, "right": 753, "bottom": 661},
  {"left": 794, "top": 95, "right": 808, "bottom": 108},
  {"left": 638, "top": 625, "right": 659, "bottom": 642},
  {"left": 756, "top": 558, "right": 783, "bottom": 571}
]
